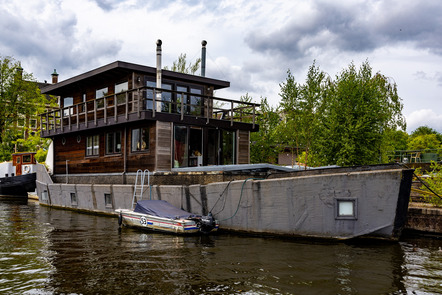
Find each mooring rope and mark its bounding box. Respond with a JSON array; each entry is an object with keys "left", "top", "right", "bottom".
[
  {"left": 398, "top": 163, "right": 442, "bottom": 200},
  {"left": 220, "top": 178, "right": 265, "bottom": 222}
]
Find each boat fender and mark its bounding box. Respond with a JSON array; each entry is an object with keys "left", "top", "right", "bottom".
[{"left": 118, "top": 212, "right": 123, "bottom": 227}]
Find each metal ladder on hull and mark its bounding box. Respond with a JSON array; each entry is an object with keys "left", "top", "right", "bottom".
[{"left": 132, "top": 169, "right": 150, "bottom": 210}]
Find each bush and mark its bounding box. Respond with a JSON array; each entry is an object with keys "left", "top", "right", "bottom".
[{"left": 419, "top": 161, "right": 442, "bottom": 207}]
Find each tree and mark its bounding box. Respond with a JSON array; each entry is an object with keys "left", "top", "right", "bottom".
[
  {"left": 164, "top": 53, "right": 201, "bottom": 74},
  {"left": 0, "top": 56, "right": 51, "bottom": 160},
  {"left": 408, "top": 134, "right": 441, "bottom": 150},
  {"left": 410, "top": 125, "right": 442, "bottom": 143},
  {"left": 249, "top": 96, "right": 280, "bottom": 163},
  {"left": 276, "top": 60, "right": 405, "bottom": 167},
  {"left": 278, "top": 64, "right": 326, "bottom": 167},
  {"left": 316, "top": 61, "right": 405, "bottom": 166}
]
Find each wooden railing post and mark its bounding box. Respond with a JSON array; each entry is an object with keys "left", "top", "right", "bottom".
[
  {"left": 137, "top": 90, "right": 141, "bottom": 118},
  {"left": 230, "top": 101, "right": 234, "bottom": 126},
  {"left": 94, "top": 99, "right": 97, "bottom": 126},
  {"left": 76, "top": 105, "right": 79, "bottom": 129},
  {"left": 114, "top": 94, "right": 118, "bottom": 122},
  {"left": 85, "top": 102, "right": 88, "bottom": 128},
  {"left": 104, "top": 97, "right": 107, "bottom": 124},
  {"left": 68, "top": 107, "right": 71, "bottom": 130}
]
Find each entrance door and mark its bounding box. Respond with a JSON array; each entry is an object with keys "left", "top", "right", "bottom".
[
  {"left": 173, "top": 125, "right": 203, "bottom": 168},
  {"left": 207, "top": 129, "right": 236, "bottom": 166},
  {"left": 15, "top": 155, "right": 22, "bottom": 176}
]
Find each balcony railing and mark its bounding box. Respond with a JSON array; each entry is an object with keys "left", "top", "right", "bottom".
[
  {"left": 40, "top": 86, "right": 259, "bottom": 134},
  {"left": 387, "top": 149, "right": 442, "bottom": 163}
]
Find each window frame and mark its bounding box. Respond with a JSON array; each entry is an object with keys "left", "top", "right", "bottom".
[
  {"left": 95, "top": 87, "right": 108, "bottom": 109},
  {"left": 86, "top": 135, "right": 100, "bottom": 157},
  {"left": 131, "top": 127, "right": 150, "bottom": 152},
  {"left": 335, "top": 198, "right": 358, "bottom": 220},
  {"left": 115, "top": 81, "right": 128, "bottom": 105},
  {"left": 105, "top": 131, "right": 122, "bottom": 155}
]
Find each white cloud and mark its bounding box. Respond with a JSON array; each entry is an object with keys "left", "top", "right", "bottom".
[{"left": 406, "top": 109, "right": 442, "bottom": 133}]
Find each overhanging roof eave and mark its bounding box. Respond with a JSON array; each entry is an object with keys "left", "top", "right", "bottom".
[{"left": 41, "top": 60, "right": 230, "bottom": 95}]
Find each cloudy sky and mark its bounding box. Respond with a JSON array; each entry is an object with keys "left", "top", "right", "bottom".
[{"left": 1, "top": 0, "right": 441, "bottom": 133}]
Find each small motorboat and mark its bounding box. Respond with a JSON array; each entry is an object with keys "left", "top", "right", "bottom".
[{"left": 116, "top": 200, "right": 219, "bottom": 234}]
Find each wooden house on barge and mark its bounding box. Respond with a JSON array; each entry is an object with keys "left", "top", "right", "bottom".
[{"left": 39, "top": 40, "right": 259, "bottom": 181}]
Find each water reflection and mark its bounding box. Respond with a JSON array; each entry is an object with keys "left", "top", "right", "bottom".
[{"left": 0, "top": 199, "right": 441, "bottom": 294}]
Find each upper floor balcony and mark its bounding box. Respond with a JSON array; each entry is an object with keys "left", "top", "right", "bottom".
[{"left": 39, "top": 85, "right": 259, "bottom": 137}]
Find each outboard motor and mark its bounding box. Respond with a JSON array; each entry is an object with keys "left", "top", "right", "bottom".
[{"left": 198, "top": 212, "right": 216, "bottom": 234}]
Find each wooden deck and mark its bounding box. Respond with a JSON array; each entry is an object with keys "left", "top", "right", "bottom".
[{"left": 40, "top": 86, "right": 258, "bottom": 137}]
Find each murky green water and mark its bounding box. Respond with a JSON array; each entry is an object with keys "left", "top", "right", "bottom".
[{"left": 1, "top": 198, "right": 441, "bottom": 295}]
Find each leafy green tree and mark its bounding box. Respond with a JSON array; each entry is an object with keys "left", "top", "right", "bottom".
[
  {"left": 316, "top": 61, "right": 405, "bottom": 166},
  {"left": 0, "top": 56, "right": 51, "bottom": 160},
  {"left": 250, "top": 97, "right": 280, "bottom": 163},
  {"left": 409, "top": 125, "right": 442, "bottom": 143},
  {"left": 278, "top": 64, "right": 326, "bottom": 167},
  {"left": 381, "top": 129, "right": 408, "bottom": 162},
  {"left": 164, "top": 53, "right": 201, "bottom": 74},
  {"left": 408, "top": 134, "right": 441, "bottom": 150}
]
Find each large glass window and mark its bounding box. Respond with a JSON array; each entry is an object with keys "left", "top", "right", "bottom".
[
  {"left": 146, "top": 81, "right": 173, "bottom": 112},
  {"left": 190, "top": 88, "right": 202, "bottom": 116},
  {"left": 106, "top": 132, "right": 121, "bottom": 154},
  {"left": 115, "top": 81, "right": 128, "bottom": 105},
  {"left": 173, "top": 125, "right": 188, "bottom": 168},
  {"left": 145, "top": 81, "right": 155, "bottom": 110},
  {"left": 189, "top": 127, "right": 203, "bottom": 167},
  {"left": 96, "top": 87, "right": 108, "bottom": 108},
  {"left": 161, "top": 83, "right": 172, "bottom": 112},
  {"left": 173, "top": 125, "right": 203, "bottom": 168},
  {"left": 176, "top": 86, "right": 187, "bottom": 114},
  {"left": 86, "top": 135, "right": 99, "bottom": 156},
  {"left": 131, "top": 128, "right": 149, "bottom": 152},
  {"left": 63, "top": 97, "right": 73, "bottom": 116},
  {"left": 222, "top": 130, "right": 236, "bottom": 165}
]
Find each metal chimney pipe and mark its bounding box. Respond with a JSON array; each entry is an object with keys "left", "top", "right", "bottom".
[
  {"left": 156, "top": 39, "right": 162, "bottom": 89},
  {"left": 201, "top": 40, "right": 207, "bottom": 77},
  {"left": 155, "top": 39, "right": 162, "bottom": 113}
]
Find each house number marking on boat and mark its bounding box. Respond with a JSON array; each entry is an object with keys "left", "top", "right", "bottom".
[{"left": 140, "top": 217, "right": 148, "bottom": 226}]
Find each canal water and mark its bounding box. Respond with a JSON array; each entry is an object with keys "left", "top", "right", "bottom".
[{"left": 1, "top": 198, "right": 441, "bottom": 295}]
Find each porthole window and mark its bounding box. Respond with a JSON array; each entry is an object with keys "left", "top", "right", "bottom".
[
  {"left": 62, "top": 137, "right": 66, "bottom": 145},
  {"left": 77, "top": 135, "right": 81, "bottom": 143},
  {"left": 335, "top": 199, "right": 357, "bottom": 220}
]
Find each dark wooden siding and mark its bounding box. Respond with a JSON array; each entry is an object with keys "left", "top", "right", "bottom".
[
  {"left": 237, "top": 130, "right": 250, "bottom": 164},
  {"left": 53, "top": 121, "right": 158, "bottom": 174},
  {"left": 125, "top": 121, "right": 156, "bottom": 172},
  {"left": 155, "top": 121, "right": 172, "bottom": 171}
]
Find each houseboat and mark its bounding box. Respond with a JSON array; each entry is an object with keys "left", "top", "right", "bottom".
[
  {"left": 0, "top": 152, "right": 37, "bottom": 196},
  {"left": 35, "top": 40, "right": 413, "bottom": 240}
]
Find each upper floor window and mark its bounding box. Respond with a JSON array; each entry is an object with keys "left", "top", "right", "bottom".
[
  {"left": 96, "top": 87, "right": 108, "bottom": 108},
  {"left": 106, "top": 131, "right": 122, "bottom": 154},
  {"left": 131, "top": 128, "right": 149, "bottom": 152},
  {"left": 86, "top": 135, "right": 100, "bottom": 156},
  {"left": 63, "top": 97, "right": 73, "bottom": 116},
  {"left": 145, "top": 81, "right": 172, "bottom": 112},
  {"left": 115, "top": 81, "right": 128, "bottom": 105}
]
